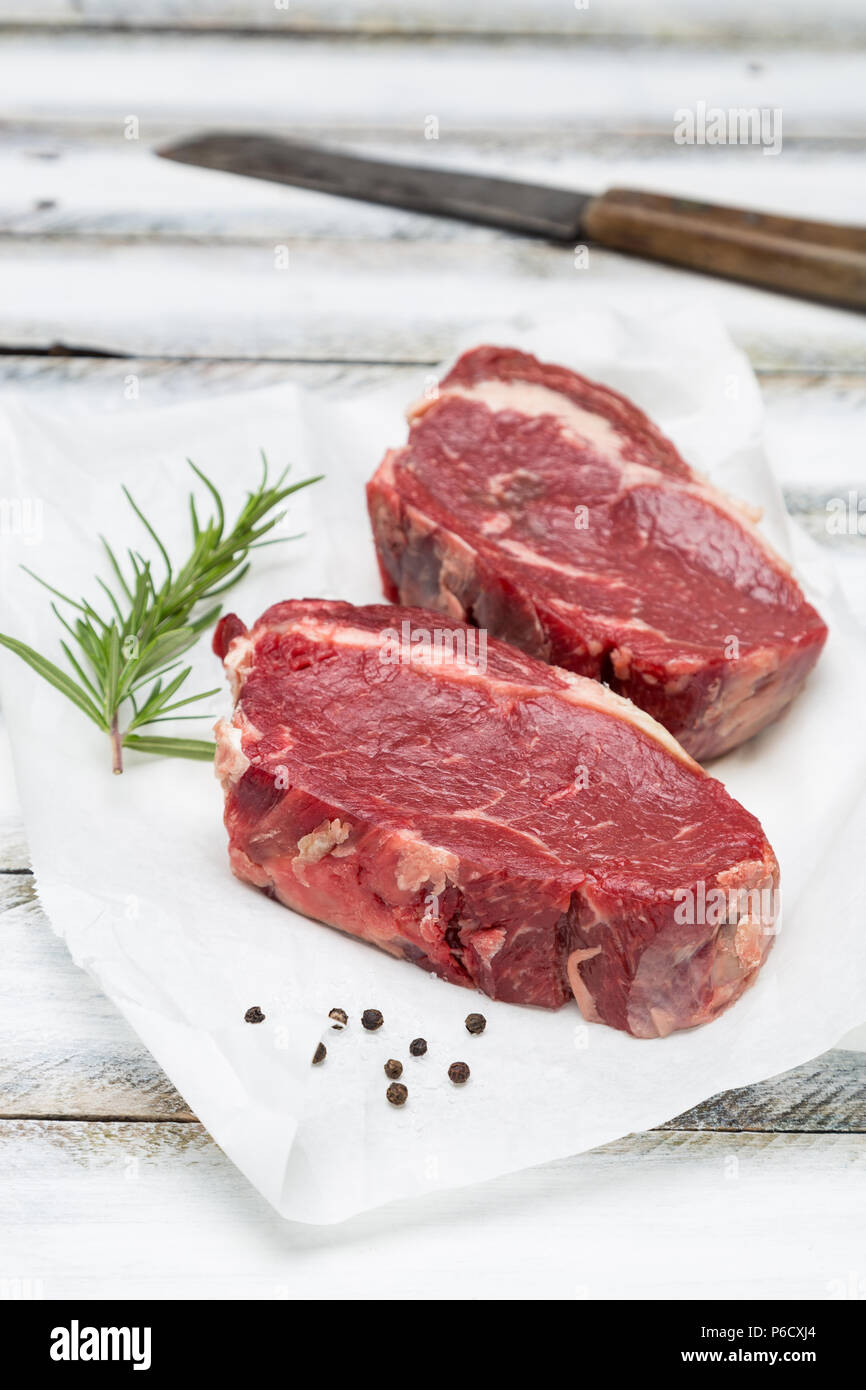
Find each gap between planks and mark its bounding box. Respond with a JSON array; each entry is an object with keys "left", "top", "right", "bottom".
[
  {"left": 3, "top": 33, "right": 866, "bottom": 140},
  {"left": 2, "top": 348, "right": 866, "bottom": 374},
  {"left": 4, "top": 1048, "right": 863, "bottom": 1131},
  {"left": 3, "top": 859, "right": 864, "bottom": 1133},
  {"left": 2, "top": 0, "right": 866, "bottom": 44},
  {"left": 0, "top": 1115, "right": 861, "bottom": 1133},
  {"left": 3, "top": 237, "right": 866, "bottom": 370}
]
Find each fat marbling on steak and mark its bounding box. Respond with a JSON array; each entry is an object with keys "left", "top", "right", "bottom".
[
  {"left": 367, "top": 346, "right": 827, "bottom": 759},
  {"left": 213, "top": 599, "right": 779, "bottom": 1038}
]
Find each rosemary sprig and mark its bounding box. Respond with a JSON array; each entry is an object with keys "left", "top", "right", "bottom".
[{"left": 0, "top": 455, "right": 319, "bottom": 773}]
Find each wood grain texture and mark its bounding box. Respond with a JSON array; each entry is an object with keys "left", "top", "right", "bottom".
[
  {"left": 1, "top": 1119, "right": 864, "bottom": 1297},
  {"left": 1, "top": 353, "right": 865, "bottom": 496},
  {"left": 0, "top": 871, "right": 193, "bottom": 1121},
  {"left": 1, "top": 33, "right": 863, "bottom": 369},
  {"left": 3, "top": 31, "right": 866, "bottom": 137},
  {"left": 5, "top": 236, "right": 866, "bottom": 369},
  {"left": 2, "top": 0, "right": 865, "bottom": 41},
  {"left": 0, "top": 10, "right": 862, "bottom": 1284},
  {"left": 6, "top": 130, "right": 866, "bottom": 241},
  {"left": 583, "top": 187, "right": 866, "bottom": 310},
  {"left": 662, "top": 1051, "right": 866, "bottom": 1133}
]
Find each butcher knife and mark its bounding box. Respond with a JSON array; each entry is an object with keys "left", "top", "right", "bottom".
[{"left": 157, "top": 131, "right": 866, "bottom": 311}]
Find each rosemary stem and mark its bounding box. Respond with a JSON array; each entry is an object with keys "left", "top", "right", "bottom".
[
  {"left": 0, "top": 458, "right": 320, "bottom": 772},
  {"left": 111, "top": 714, "right": 124, "bottom": 776}
]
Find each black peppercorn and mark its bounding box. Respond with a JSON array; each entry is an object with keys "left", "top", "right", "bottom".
[
  {"left": 384, "top": 1058, "right": 403, "bottom": 1080},
  {"left": 312, "top": 1042, "right": 327, "bottom": 1065},
  {"left": 386, "top": 1082, "right": 408, "bottom": 1107},
  {"left": 409, "top": 1037, "right": 427, "bottom": 1057},
  {"left": 244, "top": 1005, "right": 265, "bottom": 1024},
  {"left": 328, "top": 1007, "right": 348, "bottom": 1030},
  {"left": 361, "top": 1008, "right": 384, "bottom": 1031},
  {"left": 465, "top": 1013, "right": 486, "bottom": 1035},
  {"left": 448, "top": 1061, "right": 470, "bottom": 1085}
]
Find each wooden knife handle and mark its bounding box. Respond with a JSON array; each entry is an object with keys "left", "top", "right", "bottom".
[{"left": 583, "top": 188, "right": 866, "bottom": 310}]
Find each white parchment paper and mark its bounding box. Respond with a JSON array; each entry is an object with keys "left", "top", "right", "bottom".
[{"left": 1, "top": 305, "right": 864, "bottom": 1223}]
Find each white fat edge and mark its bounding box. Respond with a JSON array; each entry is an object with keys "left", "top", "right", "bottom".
[
  {"left": 291, "top": 818, "right": 353, "bottom": 886},
  {"left": 497, "top": 547, "right": 783, "bottom": 669},
  {"left": 421, "top": 379, "right": 624, "bottom": 462},
  {"left": 471, "top": 926, "right": 508, "bottom": 963},
  {"left": 275, "top": 614, "right": 699, "bottom": 768},
  {"left": 547, "top": 588, "right": 711, "bottom": 672},
  {"left": 271, "top": 613, "right": 699, "bottom": 771},
  {"left": 716, "top": 854, "right": 781, "bottom": 969},
  {"left": 553, "top": 669, "right": 703, "bottom": 773},
  {"left": 296, "top": 818, "right": 351, "bottom": 864},
  {"left": 213, "top": 716, "right": 250, "bottom": 785},
  {"left": 393, "top": 834, "right": 461, "bottom": 895},
  {"left": 545, "top": 599, "right": 784, "bottom": 690},
  {"left": 278, "top": 614, "right": 558, "bottom": 698},
  {"left": 223, "top": 631, "right": 257, "bottom": 699},
  {"left": 411, "top": 375, "right": 789, "bottom": 578},
  {"left": 566, "top": 946, "right": 604, "bottom": 1023},
  {"left": 717, "top": 854, "right": 779, "bottom": 891},
  {"left": 615, "top": 463, "right": 791, "bottom": 575}
]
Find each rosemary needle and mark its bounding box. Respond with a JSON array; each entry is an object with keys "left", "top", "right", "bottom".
[{"left": 0, "top": 454, "right": 320, "bottom": 774}]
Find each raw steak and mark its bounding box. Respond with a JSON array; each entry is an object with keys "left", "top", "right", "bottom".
[
  {"left": 367, "top": 345, "right": 827, "bottom": 759},
  {"left": 213, "top": 599, "right": 779, "bottom": 1038}
]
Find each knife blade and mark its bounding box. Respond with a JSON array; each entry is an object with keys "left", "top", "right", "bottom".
[
  {"left": 157, "top": 131, "right": 866, "bottom": 310},
  {"left": 158, "top": 131, "right": 590, "bottom": 240}
]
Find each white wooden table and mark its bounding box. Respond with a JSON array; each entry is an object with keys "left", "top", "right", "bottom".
[{"left": 1, "top": 1, "right": 865, "bottom": 1301}]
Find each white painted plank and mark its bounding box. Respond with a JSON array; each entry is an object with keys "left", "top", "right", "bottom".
[
  {"left": 3, "top": 236, "right": 866, "bottom": 370},
  {"left": 2, "top": 354, "right": 865, "bottom": 493},
  {"left": 667, "top": 1051, "right": 866, "bottom": 1132},
  {"left": 0, "top": 356, "right": 414, "bottom": 406},
  {"left": 761, "top": 373, "right": 866, "bottom": 487},
  {"left": 2, "top": 0, "right": 865, "bottom": 42},
  {"left": 0, "top": 353, "right": 863, "bottom": 593},
  {"left": 2, "top": 32, "right": 866, "bottom": 136},
  {"left": 0, "top": 739, "right": 184, "bottom": 1120},
  {"left": 0, "top": 888, "right": 192, "bottom": 1120},
  {"left": 1, "top": 1122, "right": 863, "bottom": 1297},
  {"left": 5, "top": 129, "right": 866, "bottom": 241}
]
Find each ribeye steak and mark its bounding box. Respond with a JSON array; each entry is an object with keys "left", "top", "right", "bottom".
[
  {"left": 214, "top": 599, "right": 779, "bottom": 1038},
  {"left": 367, "top": 346, "right": 827, "bottom": 759}
]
